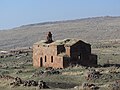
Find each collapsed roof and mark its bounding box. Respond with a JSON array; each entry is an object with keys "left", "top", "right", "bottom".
[{"left": 34, "top": 38, "right": 83, "bottom": 47}]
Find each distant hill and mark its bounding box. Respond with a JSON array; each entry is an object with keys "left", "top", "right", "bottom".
[{"left": 0, "top": 16, "right": 120, "bottom": 50}]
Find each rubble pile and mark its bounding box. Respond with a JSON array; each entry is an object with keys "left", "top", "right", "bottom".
[
  {"left": 37, "top": 80, "right": 49, "bottom": 89},
  {"left": 82, "top": 82, "right": 99, "bottom": 90},
  {"left": 85, "top": 69, "right": 101, "bottom": 80},
  {"left": 10, "top": 77, "right": 22, "bottom": 87},
  {"left": 10, "top": 77, "right": 49, "bottom": 89}
]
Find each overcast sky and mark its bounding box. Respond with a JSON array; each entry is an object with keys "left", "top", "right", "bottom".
[{"left": 0, "top": 0, "right": 120, "bottom": 30}]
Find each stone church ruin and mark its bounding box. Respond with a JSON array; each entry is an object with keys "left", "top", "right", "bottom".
[{"left": 33, "top": 32, "right": 97, "bottom": 68}]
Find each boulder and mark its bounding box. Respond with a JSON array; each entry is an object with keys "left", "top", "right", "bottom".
[{"left": 38, "top": 80, "right": 49, "bottom": 89}]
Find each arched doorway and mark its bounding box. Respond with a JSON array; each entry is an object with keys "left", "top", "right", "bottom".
[{"left": 40, "top": 57, "right": 43, "bottom": 67}]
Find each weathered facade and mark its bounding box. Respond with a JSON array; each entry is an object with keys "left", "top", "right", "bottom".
[{"left": 33, "top": 38, "right": 97, "bottom": 68}]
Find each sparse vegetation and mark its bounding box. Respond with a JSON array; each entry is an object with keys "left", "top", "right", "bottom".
[
  {"left": 0, "top": 16, "right": 120, "bottom": 89},
  {"left": 0, "top": 40, "right": 120, "bottom": 89}
]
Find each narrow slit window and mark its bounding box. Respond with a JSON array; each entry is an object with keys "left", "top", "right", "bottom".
[
  {"left": 51, "top": 56, "right": 53, "bottom": 63},
  {"left": 45, "top": 56, "right": 47, "bottom": 62}
]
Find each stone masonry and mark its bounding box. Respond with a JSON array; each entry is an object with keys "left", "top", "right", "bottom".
[{"left": 33, "top": 37, "right": 97, "bottom": 68}]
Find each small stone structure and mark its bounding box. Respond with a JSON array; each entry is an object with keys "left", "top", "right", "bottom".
[
  {"left": 33, "top": 32, "right": 97, "bottom": 68},
  {"left": 46, "top": 32, "right": 53, "bottom": 43}
]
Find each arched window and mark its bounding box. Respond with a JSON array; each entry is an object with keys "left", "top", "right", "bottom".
[
  {"left": 45, "top": 56, "right": 47, "bottom": 62},
  {"left": 51, "top": 56, "right": 53, "bottom": 63}
]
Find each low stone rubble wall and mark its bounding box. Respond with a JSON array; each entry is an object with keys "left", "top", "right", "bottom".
[{"left": 10, "top": 77, "right": 49, "bottom": 89}]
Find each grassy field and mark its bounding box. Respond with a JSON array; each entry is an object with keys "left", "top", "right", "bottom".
[
  {"left": 92, "top": 39, "right": 120, "bottom": 65},
  {"left": 0, "top": 40, "right": 120, "bottom": 90}
]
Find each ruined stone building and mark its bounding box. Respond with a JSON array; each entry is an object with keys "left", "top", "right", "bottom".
[{"left": 33, "top": 32, "right": 97, "bottom": 68}]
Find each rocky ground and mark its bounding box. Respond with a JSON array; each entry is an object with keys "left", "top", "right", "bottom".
[
  {"left": 0, "top": 16, "right": 120, "bottom": 89},
  {"left": 0, "top": 40, "right": 120, "bottom": 90}
]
